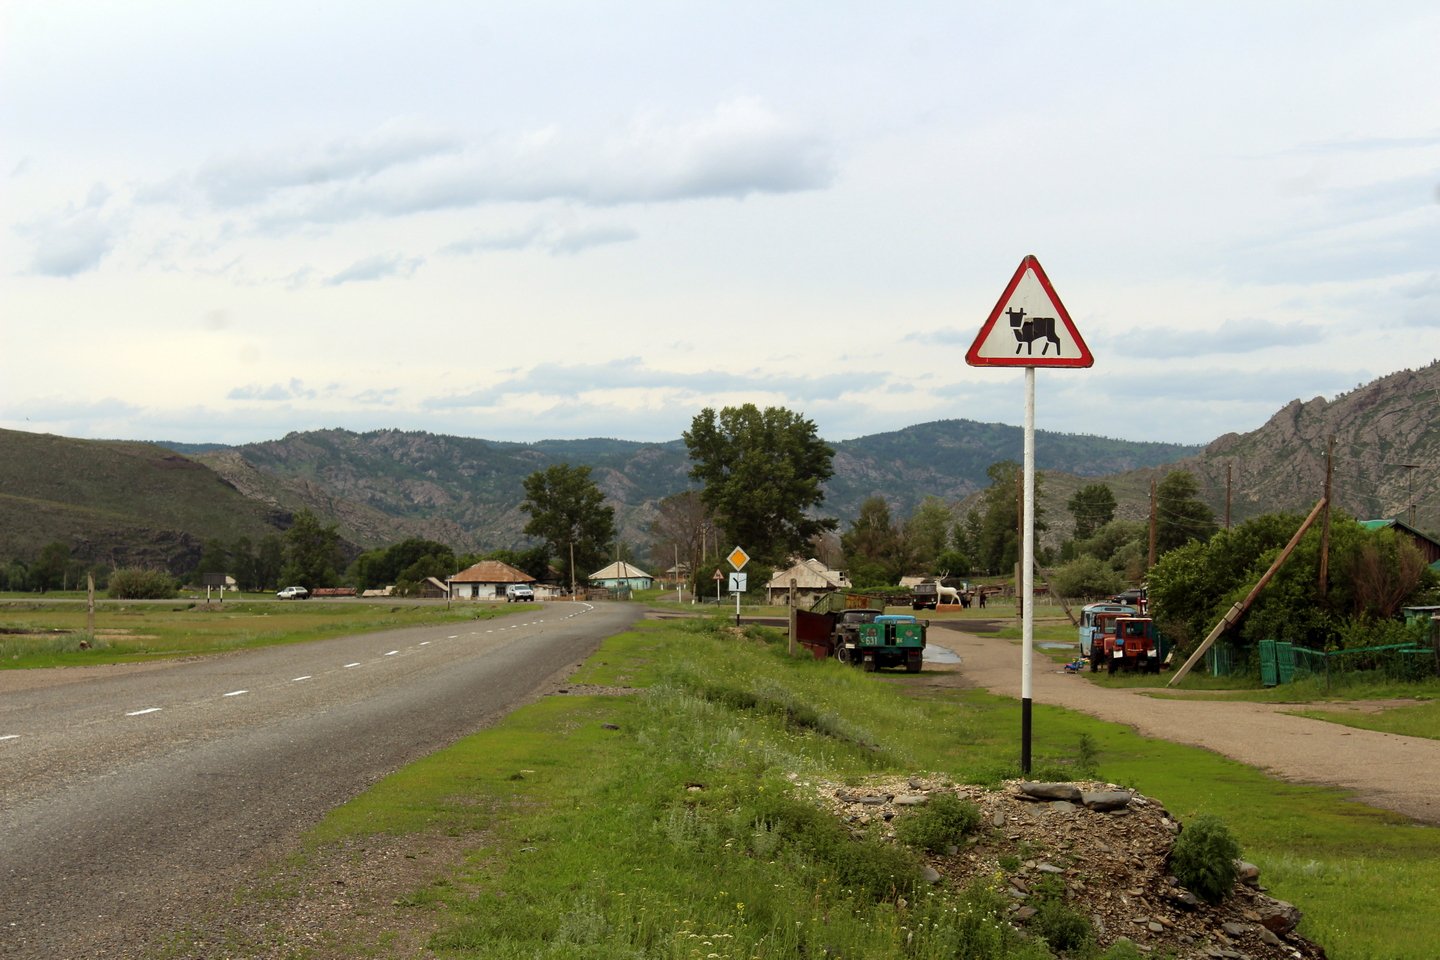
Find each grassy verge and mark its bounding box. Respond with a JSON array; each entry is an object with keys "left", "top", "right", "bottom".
[
  {"left": 0, "top": 600, "right": 535, "bottom": 668},
  {"left": 194, "top": 617, "right": 1440, "bottom": 960},
  {"left": 1286, "top": 699, "right": 1440, "bottom": 740}
]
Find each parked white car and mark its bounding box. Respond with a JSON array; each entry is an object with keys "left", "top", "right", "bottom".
[
  {"left": 276, "top": 585, "right": 309, "bottom": 599},
  {"left": 506, "top": 583, "right": 535, "bottom": 602}
]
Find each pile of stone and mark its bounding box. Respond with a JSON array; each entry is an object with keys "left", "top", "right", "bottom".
[{"left": 803, "top": 774, "right": 1327, "bottom": 959}]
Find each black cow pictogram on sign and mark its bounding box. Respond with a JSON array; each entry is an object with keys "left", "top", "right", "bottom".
[{"left": 1006, "top": 307, "right": 1060, "bottom": 356}]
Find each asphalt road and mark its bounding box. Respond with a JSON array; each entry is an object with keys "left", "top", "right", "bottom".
[{"left": 0, "top": 601, "right": 642, "bottom": 959}]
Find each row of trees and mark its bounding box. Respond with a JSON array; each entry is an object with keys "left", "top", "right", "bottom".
[{"left": 1148, "top": 509, "right": 1436, "bottom": 654}]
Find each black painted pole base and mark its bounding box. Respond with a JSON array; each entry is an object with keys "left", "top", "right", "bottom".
[{"left": 1021, "top": 696, "right": 1033, "bottom": 774}]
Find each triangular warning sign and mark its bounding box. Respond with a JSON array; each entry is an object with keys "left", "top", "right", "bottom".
[{"left": 966, "top": 255, "right": 1093, "bottom": 368}]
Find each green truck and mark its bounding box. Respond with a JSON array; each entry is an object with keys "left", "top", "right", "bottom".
[
  {"left": 842, "top": 613, "right": 927, "bottom": 672},
  {"left": 794, "top": 592, "right": 927, "bottom": 676},
  {"left": 795, "top": 593, "right": 927, "bottom": 673}
]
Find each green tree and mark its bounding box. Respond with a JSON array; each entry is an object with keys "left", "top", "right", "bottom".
[
  {"left": 193, "top": 539, "right": 229, "bottom": 582},
  {"left": 682, "top": 404, "right": 836, "bottom": 564},
  {"left": 349, "top": 538, "right": 458, "bottom": 590},
  {"left": 32, "top": 541, "right": 72, "bottom": 592},
  {"left": 904, "top": 496, "right": 954, "bottom": 573},
  {"left": 1147, "top": 511, "right": 1434, "bottom": 659},
  {"left": 1155, "top": 470, "right": 1218, "bottom": 555},
  {"left": 953, "top": 509, "right": 983, "bottom": 561},
  {"left": 1067, "top": 483, "right": 1117, "bottom": 541},
  {"left": 2, "top": 561, "right": 29, "bottom": 592},
  {"left": 107, "top": 568, "right": 177, "bottom": 600},
  {"left": 933, "top": 548, "right": 971, "bottom": 578},
  {"left": 841, "top": 496, "right": 907, "bottom": 585},
  {"left": 483, "top": 546, "right": 551, "bottom": 581},
  {"left": 255, "top": 534, "right": 285, "bottom": 591},
  {"left": 229, "top": 537, "right": 258, "bottom": 591},
  {"left": 521, "top": 464, "right": 616, "bottom": 590},
  {"left": 1050, "top": 555, "right": 1125, "bottom": 599},
  {"left": 973, "top": 462, "right": 1046, "bottom": 575},
  {"left": 280, "top": 510, "right": 343, "bottom": 588},
  {"left": 1147, "top": 513, "right": 1300, "bottom": 650}
]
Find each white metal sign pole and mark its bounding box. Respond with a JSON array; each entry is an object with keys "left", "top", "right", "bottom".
[
  {"left": 964, "top": 255, "right": 1092, "bottom": 777},
  {"left": 1021, "top": 367, "right": 1036, "bottom": 773}
]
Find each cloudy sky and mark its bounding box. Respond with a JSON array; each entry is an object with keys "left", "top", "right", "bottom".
[{"left": 3, "top": 1, "right": 1437, "bottom": 449}]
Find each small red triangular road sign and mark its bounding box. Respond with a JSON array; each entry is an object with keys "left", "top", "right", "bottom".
[{"left": 966, "top": 255, "right": 1093, "bottom": 368}]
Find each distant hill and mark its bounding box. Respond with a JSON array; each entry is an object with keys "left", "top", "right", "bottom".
[
  {"left": 0, "top": 420, "right": 1197, "bottom": 572},
  {"left": 0, "top": 429, "right": 291, "bottom": 572},
  {"left": 193, "top": 421, "right": 1198, "bottom": 554},
  {"left": 3, "top": 360, "right": 1433, "bottom": 574}
]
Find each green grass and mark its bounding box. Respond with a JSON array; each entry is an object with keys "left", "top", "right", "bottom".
[
  {"left": 0, "top": 600, "right": 526, "bottom": 668},
  {"left": 192, "top": 615, "right": 1440, "bottom": 960},
  {"left": 1287, "top": 699, "right": 1440, "bottom": 740}
]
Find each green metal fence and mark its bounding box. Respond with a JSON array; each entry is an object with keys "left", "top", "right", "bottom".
[
  {"left": 1204, "top": 642, "right": 1237, "bottom": 677},
  {"left": 1281, "top": 642, "right": 1437, "bottom": 691}
]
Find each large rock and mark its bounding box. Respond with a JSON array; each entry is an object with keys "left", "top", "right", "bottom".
[
  {"left": 1256, "top": 897, "right": 1302, "bottom": 935},
  {"left": 1018, "top": 781, "right": 1082, "bottom": 802},
  {"left": 1082, "top": 789, "right": 1134, "bottom": 811}
]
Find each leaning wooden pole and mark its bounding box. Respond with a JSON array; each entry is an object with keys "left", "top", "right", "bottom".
[{"left": 1168, "top": 496, "right": 1328, "bottom": 687}]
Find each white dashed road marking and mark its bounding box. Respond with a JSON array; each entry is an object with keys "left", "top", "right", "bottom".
[
  {"left": 292, "top": 675, "right": 312, "bottom": 682},
  {"left": 126, "top": 708, "right": 162, "bottom": 717},
  {"left": 1, "top": 734, "right": 19, "bottom": 742},
  {"left": 344, "top": 662, "right": 361, "bottom": 668},
  {"left": 223, "top": 690, "right": 248, "bottom": 697},
  {"left": 385, "top": 650, "right": 398, "bottom": 657}
]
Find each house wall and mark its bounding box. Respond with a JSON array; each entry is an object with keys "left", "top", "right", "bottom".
[{"left": 454, "top": 582, "right": 508, "bottom": 599}]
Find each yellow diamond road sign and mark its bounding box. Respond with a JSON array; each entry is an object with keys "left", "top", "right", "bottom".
[{"left": 727, "top": 546, "right": 750, "bottom": 571}]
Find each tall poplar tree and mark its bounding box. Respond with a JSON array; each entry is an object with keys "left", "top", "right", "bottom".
[{"left": 682, "top": 404, "right": 836, "bottom": 564}]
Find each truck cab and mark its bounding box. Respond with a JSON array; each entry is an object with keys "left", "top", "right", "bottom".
[{"left": 1110, "top": 616, "right": 1159, "bottom": 674}]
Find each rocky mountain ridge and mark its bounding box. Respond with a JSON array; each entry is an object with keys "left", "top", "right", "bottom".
[{"left": 2, "top": 359, "right": 1434, "bottom": 572}]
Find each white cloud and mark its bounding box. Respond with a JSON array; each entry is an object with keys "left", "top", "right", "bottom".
[
  {"left": 20, "top": 183, "right": 121, "bottom": 276},
  {"left": 2, "top": 2, "right": 1436, "bottom": 453},
  {"left": 324, "top": 254, "right": 422, "bottom": 286},
  {"left": 227, "top": 379, "right": 317, "bottom": 402}
]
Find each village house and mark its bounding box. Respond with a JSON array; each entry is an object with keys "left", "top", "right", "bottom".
[
  {"left": 766, "top": 557, "right": 851, "bottom": 606},
  {"left": 589, "top": 561, "right": 655, "bottom": 591},
  {"left": 447, "top": 560, "right": 535, "bottom": 600},
  {"left": 1359, "top": 518, "right": 1440, "bottom": 572}
]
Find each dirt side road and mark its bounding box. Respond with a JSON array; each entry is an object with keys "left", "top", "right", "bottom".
[{"left": 926, "top": 625, "right": 1439, "bottom": 825}]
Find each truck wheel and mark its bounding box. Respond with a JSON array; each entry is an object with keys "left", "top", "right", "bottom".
[
  {"left": 1107, "top": 657, "right": 1117, "bottom": 676},
  {"left": 862, "top": 658, "right": 877, "bottom": 673},
  {"left": 905, "top": 657, "right": 921, "bottom": 673}
]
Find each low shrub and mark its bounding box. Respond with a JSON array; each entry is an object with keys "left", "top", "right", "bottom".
[
  {"left": 1027, "top": 876, "right": 1093, "bottom": 954},
  {"left": 895, "top": 792, "right": 981, "bottom": 854},
  {"left": 1170, "top": 813, "right": 1241, "bottom": 904},
  {"left": 107, "top": 568, "right": 177, "bottom": 599}
]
